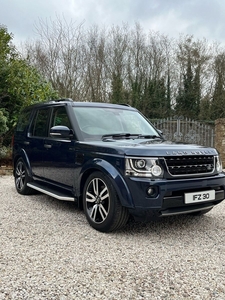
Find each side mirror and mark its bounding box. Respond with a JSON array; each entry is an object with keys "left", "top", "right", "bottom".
[{"left": 50, "top": 126, "right": 73, "bottom": 138}]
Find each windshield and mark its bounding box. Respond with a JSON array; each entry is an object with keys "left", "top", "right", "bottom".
[{"left": 73, "top": 106, "right": 160, "bottom": 140}]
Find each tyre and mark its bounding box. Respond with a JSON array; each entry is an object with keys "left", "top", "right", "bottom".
[
  {"left": 15, "top": 158, "right": 34, "bottom": 195},
  {"left": 83, "top": 171, "right": 129, "bottom": 232}
]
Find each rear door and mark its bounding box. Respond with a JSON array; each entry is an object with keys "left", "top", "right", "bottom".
[{"left": 26, "top": 107, "right": 51, "bottom": 178}]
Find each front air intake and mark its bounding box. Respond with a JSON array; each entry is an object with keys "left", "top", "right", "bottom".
[{"left": 164, "top": 156, "right": 214, "bottom": 176}]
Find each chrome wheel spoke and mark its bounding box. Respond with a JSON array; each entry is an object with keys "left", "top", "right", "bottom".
[
  {"left": 15, "top": 162, "right": 26, "bottom": 190},
  {"left": 85, "top": 177, "right": 110, "bottom": 224},
  {"left": 99, "top": 204, "right": 108, "bottom": 220},
  {"left": 92, "top": 178, "right": 99, "bottom": 196},
  {"left": 20, "top": 172, "right": 25, "bottom": 179},
  {"left": 99, "top": 186, "right": 108, "bottom": 199},
  {"left": 86, "top": 191, "right": 96, "bottom": 202},
  {"left": 15, "top": 168, "right": 20, "bottom": 176},
  {"left": 90, "top": 204, "right": 98, "bottom": 220},
  {"left": 16, "top": 177, "right": 22, "bottom": 189}
]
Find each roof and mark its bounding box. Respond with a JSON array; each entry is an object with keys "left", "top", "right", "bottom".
[{"left": 22, "top": 99, "right": 135, "bottom": 111}]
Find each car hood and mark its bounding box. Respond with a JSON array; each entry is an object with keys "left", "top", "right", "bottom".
[{"left": 78, "top": 139, "right": 217, "bottom": 156}]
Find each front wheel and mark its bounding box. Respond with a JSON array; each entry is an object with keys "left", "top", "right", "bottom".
[
  {"left": 83, "top": 171, "right": 129, "bottom": 232},
  {"left": 15, "top": 158, "right": 34, "bottom": 195}
]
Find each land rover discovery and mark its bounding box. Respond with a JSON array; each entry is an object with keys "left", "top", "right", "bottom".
[{"left": 13, "top": 99, "right": 225, "bottom": 232}]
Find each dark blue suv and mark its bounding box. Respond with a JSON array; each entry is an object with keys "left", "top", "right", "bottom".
[{"left": 13, "top": 99, "right": 225, "bottom": 232}]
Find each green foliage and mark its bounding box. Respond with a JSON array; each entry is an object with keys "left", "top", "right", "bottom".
[
  {"left": 0, "top": 109, "right": 8, "bottom": 135},
  {"left": 137, "top": 77, "right": 170, "bottom": 119},
  {"left": 130, "top": 76, "right": 143, "bottom": 109},
  {"left": 109, "top": 71, "right": 171, "bottom": 119},
  {"left": 0, "top": 25, "right": 58, "bottom": 146},
  {"left": 199, "top": 96, "right": 212, "bottom": 120},
  {"left": 175, "top": 55, "right": 200, "bottom": 119},
  {"left": 6, "top": 59, "right": 58, "bottom": 126},
  {"left": 110, "top": 72, "right": 124, "bottom": 104},
  {"left": 174, "top": 36, "right": 213, "bottom": 120},
  {"left": 0, "top": 25, "right": 15, "bottom": 60},
  {"left": 0, "top": 146, "right": 11, "bottom": 160},
  {"left": 210, "top": 53, "right": 225, "bottom": 119}
]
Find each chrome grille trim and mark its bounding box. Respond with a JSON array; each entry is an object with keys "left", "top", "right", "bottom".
[{"left": 164, "top": 155, "right": 215, "bottom": 177}]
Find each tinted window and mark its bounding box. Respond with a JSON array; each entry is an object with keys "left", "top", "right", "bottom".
[
  {"left": 16, "top": 110, "right": 31, "bottom": 133},
  {"left": 73, "top": 106, "right": 159, "bottom": 139},
  {"left": 30, "top": 108, "right": 50, "bottom": 137},
  {"left": 50, "top": 106, "right": 71, "bottom": 128}
]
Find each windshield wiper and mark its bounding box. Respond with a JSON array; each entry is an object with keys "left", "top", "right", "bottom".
[
  {"left": 102, "top": 133, "right": 140, "bottom": 140},
  {"left": 102, "top": 133, "right": 163, "bottom": 141},
  {"left": 138, "top": 134, "right": 163, "bottom": 139}
]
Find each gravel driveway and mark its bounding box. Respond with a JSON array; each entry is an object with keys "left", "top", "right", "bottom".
[{"left": 1, "top": 175, "right": 225, "bottom": 299}]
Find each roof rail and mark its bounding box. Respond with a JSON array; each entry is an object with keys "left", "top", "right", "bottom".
[
  {"left": 47, "top": 98, "right": 74, "bottom": 104},
  {"left": 51, "top": 98, "right": 74, "bottom": 102},
  {"left": 119, "top": 103, "right": 131, "bottom": 107}
]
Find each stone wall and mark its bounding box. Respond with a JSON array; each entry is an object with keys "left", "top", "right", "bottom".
[
  {"left": 0, "top": 158, "right": 13, "bottom": 176},
  {"left": 0, "top": 165, "right": 13, "bottom": 176},
  {"left": 215, "top": 118, "right": 225, "bottom": 166}
]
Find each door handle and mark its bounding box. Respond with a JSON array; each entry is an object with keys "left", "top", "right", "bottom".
[
  {"left": 44, "top": 144, "right": 52, "bottom": 149},
  {"left": 23, "top": 141, "right": 30, "bottom": 145}
]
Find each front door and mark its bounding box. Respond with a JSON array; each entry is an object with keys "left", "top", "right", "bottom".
[{"left": 42, "top": 106, "right": 76, "bottom": 187}]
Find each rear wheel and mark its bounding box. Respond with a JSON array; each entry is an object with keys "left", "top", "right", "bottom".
[
  {"left": 15, "top": 158, "right": 34, "bottom": 195},
  {"left": 83, "top": 171, "right": 129, "bottom": 232}
]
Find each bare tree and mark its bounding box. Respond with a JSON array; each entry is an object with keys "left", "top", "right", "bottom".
[
  {"left": 22, "top": 16, "right": 225, "bottom": 121},
  {"left": 83, "top": 25, "right": 108, "bottom": 102},
  {"left": 25, "top": 16, "right": 86, "bottom": 99}
]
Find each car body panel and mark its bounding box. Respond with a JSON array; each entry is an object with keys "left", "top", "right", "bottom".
[{"left": 13, "top": 99, "right": 225, "bottom": 224}]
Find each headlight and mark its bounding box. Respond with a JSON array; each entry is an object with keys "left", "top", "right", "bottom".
[
  {"left": 215, "top": 156, "right": 223, "bottom": 173},
  {"left": 125, "top": 157, "right": 163, "bottom": 178}
]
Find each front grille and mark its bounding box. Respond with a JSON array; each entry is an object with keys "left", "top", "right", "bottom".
[{"left": 164, "top": 156, "right": 214, "bottom": 176}]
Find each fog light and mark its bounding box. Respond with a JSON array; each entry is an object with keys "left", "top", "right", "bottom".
[
  {"left": 147, "top": 187, "right": 155, "bottom": 196},
  {"left": 146, "top": 186, "right": 159, "bottom": 198}
]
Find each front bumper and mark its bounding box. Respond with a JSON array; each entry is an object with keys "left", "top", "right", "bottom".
[{"left": 126, "top": 173, "right": 225, "bottom": 220}]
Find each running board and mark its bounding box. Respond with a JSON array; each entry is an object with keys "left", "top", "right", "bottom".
[{"left": 27, "top": 182, "right": 75, "bottom": 201}]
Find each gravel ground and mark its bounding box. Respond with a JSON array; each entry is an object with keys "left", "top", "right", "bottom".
[{"left": 1, "top": 175, "right": 225, "bottom": 300}]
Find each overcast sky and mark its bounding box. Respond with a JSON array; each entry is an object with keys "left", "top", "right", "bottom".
[{"left": 1, "top": 0, "right": 225, "bottom": 46}]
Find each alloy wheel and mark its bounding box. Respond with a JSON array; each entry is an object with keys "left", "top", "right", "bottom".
[
  {"left": 15, "top": 160, "right": 26, "bottom": 191},
  {"left": 85, "top": 177, "right": 110, "bottom": 224}
]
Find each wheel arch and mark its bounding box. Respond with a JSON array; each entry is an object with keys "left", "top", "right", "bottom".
[
  {"left": 13, "top": 149, "right": 32, "bottom": 178},
  {"left": 78, "top": 159, "right": 134, "bottom": 209}
]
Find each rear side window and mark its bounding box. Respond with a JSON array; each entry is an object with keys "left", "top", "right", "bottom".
[
  {"left": 16, "top": 110, "right": 31, "bottom": 133},
  {"left": 30, "top": 108, "right": 50, "bottom": 137}
]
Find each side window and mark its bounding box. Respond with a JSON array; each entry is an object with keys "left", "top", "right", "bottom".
[
  {"left": 30, "top": 108, "right": 50, "bottom": 137},
  {"left": 16, "top": 110, "right": 31, "bottom": 133},
  {"left": 50, "top": 106, "right": 71, "bottom": 129}
]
